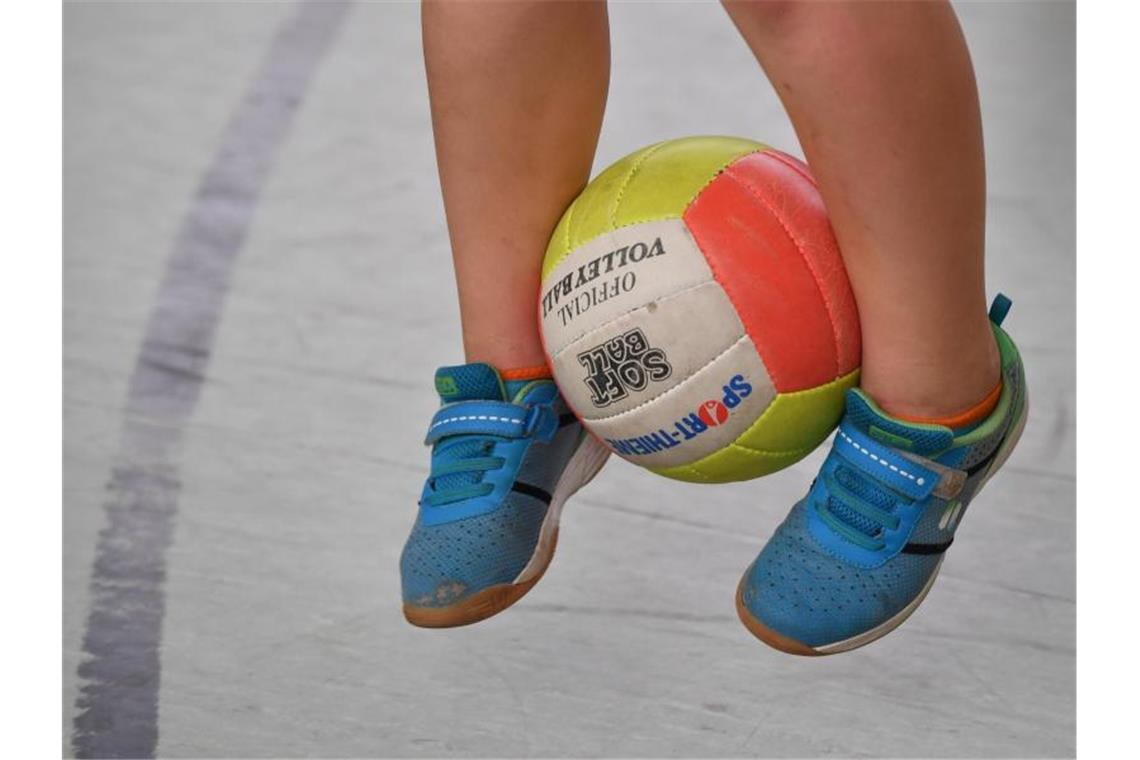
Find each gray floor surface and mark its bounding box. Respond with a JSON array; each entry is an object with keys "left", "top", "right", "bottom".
[{"left": 63, "top": 1, "right": 1075, "bottom": 757}]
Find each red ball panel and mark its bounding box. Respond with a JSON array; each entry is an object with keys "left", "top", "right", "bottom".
[{"left": 682, "top": 149, "right": 860, "bottom": 392}]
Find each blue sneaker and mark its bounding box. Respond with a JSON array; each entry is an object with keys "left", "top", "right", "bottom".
[
  {"left": 737, "top": 296, "right": 1028, "bottom": 655},
  {"left": 401, "top": 362, "right": 609, "bottom": 627}
]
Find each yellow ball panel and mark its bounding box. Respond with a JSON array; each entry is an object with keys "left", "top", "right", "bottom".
[
  {"left": 542, "top": 136, "right": 765, "bottom": 282},
  {"left": 648, "top": 369, "right": 860, "bottom": 483}
]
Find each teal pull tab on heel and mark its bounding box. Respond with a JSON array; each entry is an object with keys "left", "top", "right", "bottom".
[{"left": 988, "top": 293, "right": 1012, "bottom": 326}]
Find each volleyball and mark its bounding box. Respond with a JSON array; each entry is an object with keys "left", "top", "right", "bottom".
[{"left": 539, "top": 136, "right": 861, "bottom": 483}]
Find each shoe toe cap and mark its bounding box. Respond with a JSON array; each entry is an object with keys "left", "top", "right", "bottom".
[
  {"left": 741, "top": 503, "right": 937, "bottom": 649},
  {"left": 400, "top": 499, "right": 547, "bottom": 607}
]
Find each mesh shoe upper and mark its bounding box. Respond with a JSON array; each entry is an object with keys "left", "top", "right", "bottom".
[
  {"left": 401, "top": 491, "right": 550, "bottom": 607},
  {"left": 742, "top": 500, "right": 940, "bottom": 646},
  {"left": 741, "top": 308, "right": 1027, "bottom": 649},
  {"left": 400, "top": 363, "right": 586, "bottom": 607}
]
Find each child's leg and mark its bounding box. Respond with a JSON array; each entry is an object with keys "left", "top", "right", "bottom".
[
  {"left": 725, "top": 1, "right": 1028, "bottom": 655},
  {"left": 424, "top": 0, "right": 610, "bottom": 371},
  {"left": 402, "top": 2, "right": 611, "bottom": 628},
  {"left": 722, "top": 0, "right": 999, "bottom": 420}
]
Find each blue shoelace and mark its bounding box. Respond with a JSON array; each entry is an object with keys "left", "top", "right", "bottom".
[
  {"left": 422, "top": 438, "right": 506, "bottom": 507},
  {"left": 815, "top": 465, "right": 909, "bottom": 551}
]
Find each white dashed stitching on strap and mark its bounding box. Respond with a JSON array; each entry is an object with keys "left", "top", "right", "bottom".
[
  {"left": 838, "top": 430, "right": 926, "bottom": 486},
  {"left": 429, "top": 414, "right": 523, "bottom": 431}
]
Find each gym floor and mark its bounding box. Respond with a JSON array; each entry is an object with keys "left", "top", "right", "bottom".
[{"left": 63, "top": 2, "right": 1074, "bottom": 757}]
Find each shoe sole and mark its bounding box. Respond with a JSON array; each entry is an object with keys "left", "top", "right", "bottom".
[
  {"left": 403, "top": 434, "right": 610, "bottom": 628},
  {"left": 737, "top": 388, "right": 1030, "bottom": 655},
  {"left": 735, "top": 557, "right": 944, "bottom": 656}
]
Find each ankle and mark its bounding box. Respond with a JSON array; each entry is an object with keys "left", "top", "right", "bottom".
[
  {"left": 499, "top": 364, "right": 551, "bottom": 381},
  {"left": 462, "top": 337, "right": 548, "bottom": 376},
  {"left": 860, "top": 330, "right": 1001, "bottom": 423},
  {"left": 892, "top": 379, "right": 1001, "bottom": 429}
]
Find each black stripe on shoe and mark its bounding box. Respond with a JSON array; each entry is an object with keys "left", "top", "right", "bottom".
[
  {"left": 965, "top": 446, "right": 1002, "bottom": 477},
  {"left": 511, "top": 480, "right": 553, "bottom": 505},
  {"left": 901, "top": 538, "right": 954, "bottom": 555}
]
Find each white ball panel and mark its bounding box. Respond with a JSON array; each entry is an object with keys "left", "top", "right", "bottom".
[
  {"left": 582, "top": 336, "right": 777, "bottom": 469},
  {"left": 540, "top": 218, "right": 713, "bottom": 357},
  {"left": 551, "top": 280, "right": 745, "bottom": 419}
]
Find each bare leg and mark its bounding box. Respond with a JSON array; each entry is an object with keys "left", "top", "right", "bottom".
[
  {"left": 424, "top": 0, "right": 610, "bottom": 372},
  {"left": 722, "top": 0, "right": 999, "bottom": 420}
]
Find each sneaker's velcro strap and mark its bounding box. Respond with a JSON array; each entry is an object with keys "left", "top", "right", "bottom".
[
  {"left": 523, "top": 403, "right": 559, "bottom": 442},
  {"left": 424, "top": 401, "right": 531, "bottom": 445},
  {"left": 833, "top": 422, "right": 939, "bottom": 501}
]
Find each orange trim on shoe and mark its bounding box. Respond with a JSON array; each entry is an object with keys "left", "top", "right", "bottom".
[
  {"left": 894, "top": 380, "right": 1003, "bottom": 430},
  {"left": 500, "top": 364, "right": 552, "bottom": 381}
]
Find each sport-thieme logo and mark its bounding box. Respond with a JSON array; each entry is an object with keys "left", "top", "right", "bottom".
[{"left": 606, "top": 374, "right": 754, "bottom": 457}]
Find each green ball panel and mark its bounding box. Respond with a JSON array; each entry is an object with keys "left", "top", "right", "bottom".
[
  {"left": 648, "top": 369, "right": 860, "bottom": 483},
  {"left": 542, "top": 136, "right": 765, "bottom": 282}
]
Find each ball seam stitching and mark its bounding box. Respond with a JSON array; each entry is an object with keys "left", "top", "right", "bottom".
[
  {"left": 610, "top": 141, "right": 670, "bottom": 230},
  {"left": 764, "top": 149, "right": 819, "bottom": 188},
  {"left": 581, "top": 333, "right": 750, "bottom": 423},
  {"left": 722, "top": 163, "right": 843, "bottom": 379},
  {"left": 546, "top": 276, "right": 718, "bottom": 360},
  {"left": 680, "top": 148, "right": 767, "bottom": 217}
]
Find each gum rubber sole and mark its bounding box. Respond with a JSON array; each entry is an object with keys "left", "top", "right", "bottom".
[{"left": 403, "top": 529, "right": 559, "bottom": 628}]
